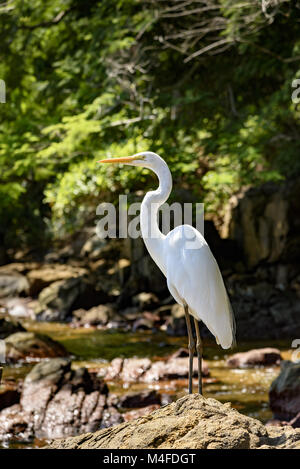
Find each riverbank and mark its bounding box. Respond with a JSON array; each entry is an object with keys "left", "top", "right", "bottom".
[{"left": 0, "top": 318, "right": 293, "bottom": 448}]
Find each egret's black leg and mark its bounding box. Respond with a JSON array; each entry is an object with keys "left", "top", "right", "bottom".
[
  {"left": 194, "top": 318, "right": 203, "bottom": 395},
  {"left": 184, "top": 305, "right": 195, "bottom": 394}
]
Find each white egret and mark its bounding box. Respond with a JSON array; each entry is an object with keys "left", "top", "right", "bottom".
[{"left": 99, "top": 152, "right": 236, "bottom": 394}]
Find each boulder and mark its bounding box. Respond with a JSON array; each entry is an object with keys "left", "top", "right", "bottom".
[
  {"left": 72, "top": 304, "right": 117, "bottom": 326},
  {"left": 27, "top": 264, "right": 87, "bottom": 296},
  {"left": 4, "top": 332, "right": 68, "bottom": 363},
  {"left": 269, "top": 360, "right": 300, "bottom": 421},
  {"left": 104, "top": 357, "right": 124, "bottom": 381},
  {"left": 47, "top": 394, "right": 300, "bottom": 449},
  {"left": 0, "top": 272, "right": 29, "bottom": 298},
  {"left": 227, "top": 348, "right": 282, "bottom": 368},
  {"left": 225, "top": 178, "right": 300, "bottom": 268},
  {"left": 35, "top": 276, "right": 110, "bottom": 321},
  {"left": 118, "top": 358, "right": 152, "bottom": 383},
  {"left": 127, "top": 237, "right": 168, "bottom": 295},
  {"left": 0, "top": 358, "right": 111, "bottom": 442}
]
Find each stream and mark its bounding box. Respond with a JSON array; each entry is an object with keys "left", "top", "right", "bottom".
[{"left": 1, "top": 320, "right": 292, "bottom": 448}]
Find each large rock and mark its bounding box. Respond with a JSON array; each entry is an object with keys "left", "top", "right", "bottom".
[
  {"left": 227, "top": 274, "right": 300, "bottom": 341},
  {"left": 126, "top": 237, "right": 168, "bottom": 295},
  {"left": 225, "top": 178, "right": 300, "bottom": 268},
  {"left": 0, "top": 272, "right": 29, "bottom": 298},
  {"left": 269, "top": 360, "right": 300, "bottom": 421},
  {"left": 47, "top": 394, "right": 300, "bottom": 449},
  {"left": 0, "top": 358, "right": 114, "bottom": 442},
  {"left": 227, "top": 348, "right": 282, "bottom": 368},
  {"left": 35, "top": 276, "right": 110, "bottom": 321},
  {"left": 4, "top": 332, "right": 68, "bottom": 363},
  {"left": 27, "top": 264, "right": 88, "bottom": 296}
]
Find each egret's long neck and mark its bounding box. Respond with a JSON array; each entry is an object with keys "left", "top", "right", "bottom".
[{"left": 140, "top": 160, "right": 172, "bottom": 275}]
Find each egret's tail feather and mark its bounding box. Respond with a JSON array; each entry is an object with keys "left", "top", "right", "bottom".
[{"left": 227, "top": 296, "right": 236, "bottom": 349}]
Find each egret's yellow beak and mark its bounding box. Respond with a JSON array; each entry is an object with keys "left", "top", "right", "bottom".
[{"left": 97, "top": 155, "right": 140, "bottom": 164}]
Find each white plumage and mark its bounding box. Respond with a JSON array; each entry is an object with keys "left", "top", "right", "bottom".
[{"left": 164, "top": 224, "right": 235, "bottom": 349}]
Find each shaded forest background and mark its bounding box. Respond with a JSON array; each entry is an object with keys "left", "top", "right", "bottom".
[{"left": 1, "top": 0, "right": 300, "bottom": 256}]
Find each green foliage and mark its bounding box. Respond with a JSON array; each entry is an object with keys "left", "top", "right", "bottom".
[{"left": 1, "top": 0, "right": 300, "bottom": 251}]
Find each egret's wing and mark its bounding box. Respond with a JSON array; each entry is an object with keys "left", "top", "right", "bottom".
[{"left": 165, "top": 225, "right": 235, "bottom": 349}]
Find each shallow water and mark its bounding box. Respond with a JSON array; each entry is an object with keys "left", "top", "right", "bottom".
[{"left": 1, "top": 320, "right": 293, "bottom": 448}]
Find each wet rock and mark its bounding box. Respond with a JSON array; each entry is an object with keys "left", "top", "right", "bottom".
[
  {"left": 47, "top": 394, "right": 300, "bottom": 449},
  {"left": 104, "top": 358, "right": 124, "bottom": 381},
  {"left": 227, "top": 348, "right": 282, "bottom": 368},
  {"left": 105, "top": 358, "right": 152, "bottom": 383},
  {"left": 120, "top": 358, "right": 152, "bottom": 383},
  {"left": 0, "top": 317, "right": 25, "bottom": 339},
  {"left": 4, "top": 332, "right": 68, "bottom": 363},
  {"left": 104, "top": 356, "right": 209, "bottom": 384},
  {"left": 112, "top": 390, "right": 161, "bottom": 409},
  {"left": 35, "top": 276, "right": 110, "bottom": 322},
  {"left": 0, "top": 272, "right": 29, "bottom": 298},
  {"left": 141, "top": 357, "right": 209, "bottom": 383},
  {"left": 269, "top": 360, "right": 300, "bottom": 421},
  {"left": 72, "top": 304, "right": 117, "bottom": 326},
  {"left": 0, "top": 358, "right": 110, "bottom": 442}
]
